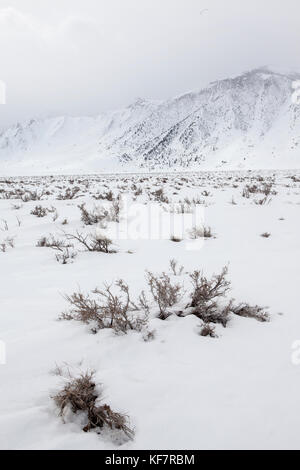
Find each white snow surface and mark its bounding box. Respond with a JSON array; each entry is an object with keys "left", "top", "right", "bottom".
[
  {"left": 0, "top": 67, "right": 300, "bottom": 175},
  {"left": 0, "top": 170, "right": 300, "bottom": 449}
]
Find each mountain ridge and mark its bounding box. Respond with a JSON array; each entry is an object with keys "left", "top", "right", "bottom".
[{"left": 1, "top": 67, "right": 300, "bottom": 174}]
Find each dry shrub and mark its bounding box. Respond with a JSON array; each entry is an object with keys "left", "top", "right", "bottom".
[
  {"left": 30, "top": 205, "right": 48, "bottom": 217},
  {"left": 93, "top": 190, "right": 114, "bottom": 201},
  {"left": 61, "top": 280, "right": 148, "bottom": 333},
  {"left": 78, "top": 203, "right": 107, "bottom": 225},
  {"left": 52, "top": 371, "right": 134, "bottom": 440},
  {"left": 142, "top": 329, "right": 156, "bottom": 342},
  {"left": 146, "top": 271, "right": 183, "bottom": 319},
  {"left": 65, "top": 231, "right": 115, "bottom": 253},
  {"left": 36, "top": 235, "right": 77, "bottom": 263},
  {"left": 188, "top": 225, "right": 213, "bottom": 239},
  {"left": 93, "top": 280, "right": 148, "bottom": 333},
  {"left": 36, "top": 235, "right": 72, "bottom": 249},
  {"left": 108, "top": 198, "right": 122, "bottom": 223},
  {"left": 151, "top": 188, "right": 169, "bottom": 203},
  {"left": 170, "top": 235, "right": 182, "bottom": 243},
  {"left": 0, "top": 237, "right": 15, "bottom": 252},
  {"left": 1, "top": 219, "right": 8, "bottom": 231},
  {"left": 261, "top": 232, "right": 271, "bottom": 238},
  {"left": 55, "top": 247, "right": 77, "bottom": 264},
  {"left": 36, "top": 236, "right": 52, "bottom": 247},
  {"left": 199, "top": 323, "right": 217, "bottom": 338},
  {"left": 5, "top": 237, "right": 15, "bottom": 248},
  {"left": 57, "top": 187, "right": 80, "bottom": 200},
  {"left": 21, "top": 190, "right": 45, "bottom": 202},
  {"left": 61, "top": 292, "right": 100, "bottom": 325},
  {"left": 168, "top": 203, "right": 194, "bottom": 214},
  {"left": 169, "top": 259, "right": 184, "bottom": 276},
  {"left": 231, "top": 304, "right": 270, "bottom": 323},
  {"left": 254, "top": 196, "right": 272, "bottom": 206},
  {"left": 187, "top": 266, "right": 232, "bottom": 327}
]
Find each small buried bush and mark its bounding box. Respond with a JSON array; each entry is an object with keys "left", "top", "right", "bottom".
[
  {"left": 36, "top": 235, "right": 72, "bottom": 249},
  {"left": 65, "top": 231, "right": 115, "bottom": 253},
  {"left": 55, "top": 247, "right": 77, "bottom": 265},
  {"left": 22, "top": 190, "right": 45, "bottom": 202},
  {"left": 242, "top": 182, "right": 276, "bottom": 199},
  {"left": 199, "top": 323, "right": 217, "bottom": 338},
  {"left": 146, "top": 271, "right": 183, "bottom": 320},
  {"left": 169, "top": 259, "right": 184, "bottom": 276},
  {"left": 188, "top": 225, "right": 213, "bottom": 239},
  {"left": 52, "top": 371, "right": 134, "bottom": 440},
  {"left": 0, "top": 237, "right": 15, "bottom": 252},
  {"left": 170, "top": 234, "right": 182, "bottom": 243},
  {"left": 57, "top": 187, "right": 80, "bottom": 200},
  {"left": 231, "top": 303, "right": 269, "bottom": 323},
  {"left": 185, "top": 266, "right": 232, "bottom": 327},
  {"left": 37, "top": 236, "right": 50, "bottom": 247},
  {"left": 78, "top": 203, "right": 107, "bottom": 225},
  {"left": 108, "top": 198, "right": 122, "bottom": 223},
  {"left": 30, "top": 205, "right": 48, "bottom": 217},
  {"left": 151, "top": 188, "right": 169, "bottom": 203}
]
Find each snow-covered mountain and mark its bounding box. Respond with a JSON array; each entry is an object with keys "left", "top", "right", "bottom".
[{"left": 1, "top": 67, "right": 300, "bottom": 174}]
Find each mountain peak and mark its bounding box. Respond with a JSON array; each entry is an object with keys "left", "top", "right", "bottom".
[{"left": 0, "top": 68, "right": 299, "bottom": 174}]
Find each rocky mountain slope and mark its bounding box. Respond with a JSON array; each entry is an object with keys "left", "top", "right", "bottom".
[{"left": 1, "top": 67, "right": 299, "bottom": 174}]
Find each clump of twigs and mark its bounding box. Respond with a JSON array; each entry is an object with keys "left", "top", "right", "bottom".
[
  {"left": 169, "top": 259, "right": 184, "bottom": 276},
  {"left": 61, "top": 280, "right": 148, "bottom": 334},
  {"left": 52, "top": 371, "right": 134, "bottom": 440},
  {"left": 78, "top": 203, "right": 107, "bottom": 225},
  {"left": 199, "top": 323, "right": 217, "bottom": 338},
  {"left": 185, "top": 266, "right": 232, "bottom": 327},
  {"left": 231, "top": 303, "right": 270, "bottom": 323},
  {"left": 188, "top": 225, "right": 213, "bottom": 239},
  {"left": 30, "top": 205, "right": 48, "bottom": 218},
  {"left": 146, "top": 271, "right": 183, "bottom": 320},
  {"left": 65, "top": 231, "right": 115, "bottom": 253}
]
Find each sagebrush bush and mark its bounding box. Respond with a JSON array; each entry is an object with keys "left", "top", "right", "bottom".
[
  {"left": 55, "top": 247, "right": 77, "bottom": 264},
  {"left": 36, "top": 235, "right": 72, "bottom": 249},
  {"left": 231, "top": 303, "right": 269, "bottom": 322},
  {"left": 151, "top": 188, "right": 169, "bottom": 203},
  {"left": 169, "top": 259, "right": 184, "bottom": 276},
  {"left": 170, "top": 235, "right": 182, "bottom": 243},
  {"left": 60, "top": 260, "right": 270, "bottom": 338},
  {"left": 188, "top": 225, "right": 213, "bottom": 239},
  {"left": 30, "top": 205, "right": 48, "bottom": 217},
  {"left": 52, "top": 371, "right": 134, "bottom": 439},
  {"left": 146, "top": 271, "right": 183, "bottom": 319},
  {"left": 65, "top": 231, "right": 115, "bottom": 253},
  {"left": 199, "top": 323, "right": 217, "bottom": 338},
  {"left": 21, "top": 190, "right": 45, "bottom": 202},
  {"left": 186, "top": 266, "right": 232, "bottom": 327},
  {"left": 57, "top": 187, "right": 80, "bottom": 200},
  {"left": 0, "top": 237, "right": 15, "bottom": 252},
  {"left": 261, "top": 232, "right": 271, "bottom": 238},
  {"left": 78, "top": 203, "right": 107, "bottom": 225},
  {"left": 61, "top": 280, "right": 148, "bottom": 333},
  {"left": 108, "top": 198, "right": 122, "bottom": 223}
]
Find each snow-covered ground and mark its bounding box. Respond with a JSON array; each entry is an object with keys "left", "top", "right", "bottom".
[{"left": 0, "top": 169, "right": 300, "bottom": 450}]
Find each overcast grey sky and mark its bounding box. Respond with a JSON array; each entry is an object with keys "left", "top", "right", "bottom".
[{"left": 0, "top": 0, "right": 299, "bottom": 129}]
